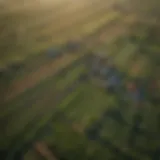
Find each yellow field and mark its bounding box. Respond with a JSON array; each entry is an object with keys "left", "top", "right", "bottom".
[{"left": 0, "top": 0, "right": 121, "bottom": 67}]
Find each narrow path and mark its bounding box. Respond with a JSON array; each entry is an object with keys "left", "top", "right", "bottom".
[{"left": 34, "top": 142, "right": 58, "bottom": 160}]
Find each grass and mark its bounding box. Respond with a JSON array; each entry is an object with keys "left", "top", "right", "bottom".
[
  {"left": 63, "top": 84, "right": 109, "bottom": 127},
  {"left": 56, "top": 64, "right": 86, "bottom": 90},
  {"left": 114, "top": 43, "right": 137, "bottom": 69}
]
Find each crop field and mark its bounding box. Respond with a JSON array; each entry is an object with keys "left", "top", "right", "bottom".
[
  {"left": 2, "top": 18, "right": 147, "bottom": 160},
  {"left": 22, "top": 24, "right": 160, "bottom": 160},
  {"left": 1, "top": 1, "right": 159, "bottom": 160},
  {"left": 46, "top": 54, "right": 155, "bottom": 159},
  {"left": 0, "top": 0, "right": 120, "bottom": 67},
  {"left": 0, "top": 10, "right": 123, "bottom": 103}
]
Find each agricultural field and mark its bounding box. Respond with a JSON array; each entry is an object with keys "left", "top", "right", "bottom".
[
  {"left": 0, "top": 0, "right": 120, "bottom": 67},
  {"left": 0, "top": 7, "right": 124, "bottom": 103},
  {"left": 1, "top": 1, "right": 160, "bottom": 160},
  {"left": 0, "top": 11, "right": 124, "bottom": 105},
  {"left": 22, "top": 23, "right": 160, "bottom": 160}
]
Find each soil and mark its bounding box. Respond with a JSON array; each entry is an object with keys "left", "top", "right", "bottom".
[
  {"left": 34, "top": 141, "right": 57, "bottom": 160},
  {"left": 130, "top": 62, "right": 141, "bottom": 77},
  {"left": 72, "top": 123, "right": 84, "bottom": 134},
  {"left": 99, "top": 23, "right": 126, "bottom": 43}
]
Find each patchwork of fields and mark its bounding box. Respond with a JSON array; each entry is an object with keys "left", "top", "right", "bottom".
[
  {"left": 23, "top": 36, "right": 159, "bottom": 160},
  {"left": 0, "top": 0, "right": 120, "bottom": 66},
  {"left": 1, "top": 1, "right": 159, "bottom": 160}
]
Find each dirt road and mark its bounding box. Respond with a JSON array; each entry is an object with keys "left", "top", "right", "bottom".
[{"left": 34, "top": 142, "right": 57, "bottom": 160}]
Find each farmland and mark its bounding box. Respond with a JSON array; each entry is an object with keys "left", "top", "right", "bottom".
[
  {"left": 0, "top": 0, "right": 119, "bottom": 66},
  {"left": 34, "top": 34, "right": 159, "bottom": 160},
  {"left": 1, "top": 0, "right": 160, "bottom": 160}
]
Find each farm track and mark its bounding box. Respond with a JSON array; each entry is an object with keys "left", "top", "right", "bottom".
[{"left": 33, "top": 142, "right": 58, "bottom": 160}]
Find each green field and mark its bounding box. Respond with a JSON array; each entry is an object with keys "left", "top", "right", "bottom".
[
  {"left": 0, "top": 9, "right": 124, "bottom": 104},
  {"left": 20, "top": 35, "right": 157, "bottom": 160},
  {"left": 1, "top": 1, "right": 160, "bottom": 160},
  {"left": 26, "top": 27, "right": 159, "bottom": 160}
]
